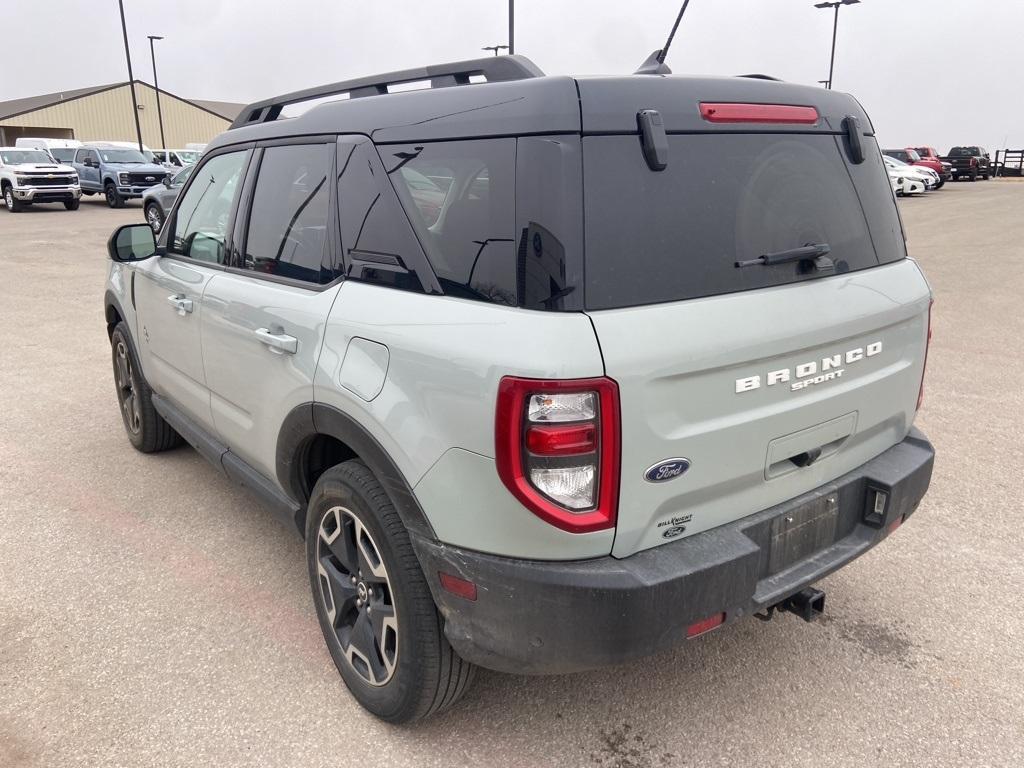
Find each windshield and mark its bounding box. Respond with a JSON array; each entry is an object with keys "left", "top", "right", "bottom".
[
  {"left": 884, "top": 155, "right": 908, "bottom": 167},
  {"left": 913, "top": 147, "right": 931, "bottom": 157},
  {"left": 1, "top": 149, "right": 53, "bottom": 165},
  {"left": 97, "top": 149, "right": 149, "bottom": 164},
  {"left": 949, "top": 147, "right": 979, "bottom": 156},
  {"left": 49, "top": 148, "right": 76, "bottom": 163},
  {"left": 905, "top": 149, "right": 922, "bottom": 161},
  {"left": 177, "top": 150, "right": 201, "bottom": 164}
]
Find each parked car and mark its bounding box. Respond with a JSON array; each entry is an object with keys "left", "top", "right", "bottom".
[
  {"left": 882, "top": 148, "right": 947, "bottom": 188},
  {"left": 103, "top": 55, "right": 934, "bottom": 723},
  {"left": 0, "top": 147, "right": 81, "bottom": 211},
  {"left": 72, "top": 143, "right": 169, "bottom": 208},
  {"left": 15, "top": 137, "right": 83, "bottom": 165},
  {"left": 883, "top": 156, "right": 929, "bottom": 195},
  {"left": 911, "top": 147, "right": 954, "bottom": 182},
  {"left": 152, "top": 149, "right": 203, "bottom": 170},
  {"left": 942, "top": 146, "right": 990, "bottom": 181},
  {"left": 142, "top": 164, "right": 193, "bottom": 232}
]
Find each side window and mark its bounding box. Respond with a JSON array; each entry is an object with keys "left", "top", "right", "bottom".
[
  {"left": 383, "top": 139, "right": 516, "bottom": 305},
  {"left": 336, "top": 138, "right": 426, "bottom": 294},
  {"left": 169, "top": 151, "right": 246, "bottom": 264},
  {"left": 172, "top": 165, "right": 194, "bottom": 187},
  {"left": 241, "top": 143, "right": 334, "bottom": 284}
]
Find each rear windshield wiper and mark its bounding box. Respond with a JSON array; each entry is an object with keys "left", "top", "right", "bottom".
[{"left": 735, "top": 243, "right": 833, "bottom": 273}]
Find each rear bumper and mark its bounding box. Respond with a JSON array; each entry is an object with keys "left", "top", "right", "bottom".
[{"left": 412, "top": 428, "right": 934, "bottom": 675}]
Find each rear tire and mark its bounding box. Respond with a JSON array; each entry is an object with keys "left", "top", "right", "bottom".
[
  {"left": 306, "top": 460, "right": 476, "bottom": 723},
  {"left": 105, "top": 182, "right": 125, "bottom": 208},
  {"left": 110, "top": 322, "right": 182, "bottom": 453},
  {"left": 64, "top": 199, "right": 80, "bottom": 210}
]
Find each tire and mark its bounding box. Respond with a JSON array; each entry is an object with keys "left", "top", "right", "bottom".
[
  {"left": 105, "top": 182, "right": 125, "bottom": 208},
  {"left": 145, "top": 202, "right": 164, "bottom": 233},
  {"left": 3, "top": 185, "right": 23, "bottom": 212},
  {"left": 982, "top": 172, "right": 990, "bottom": 180},
  {"left": 306, "top": 460, "right": 476, "bottom": 723},
  {"left": 64, "top": 199, "right": 80, "bottom": 210},
  {"left": 110, "top": 322, "right": 182, "bottom": 453},
  {"left": 969, "top": 170, "right": 978, "bottom": 182},
  {"left": 934, "top": 179, "right": 944, "bottom": 190}
]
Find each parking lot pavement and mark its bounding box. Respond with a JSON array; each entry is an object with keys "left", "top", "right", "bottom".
[{"left": 1, "top": 183, "right": 1022, "bottom": 768}]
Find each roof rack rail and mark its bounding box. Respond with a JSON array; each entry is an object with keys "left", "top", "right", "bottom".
[
  {"left": 737, "top": 73, "right": 783, "bottom": 81},
  {"left": 229, "top": 55, "right": 545, "bottom": 130}
]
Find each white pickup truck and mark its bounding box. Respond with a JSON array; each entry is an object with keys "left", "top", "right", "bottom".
[{"left": 0, "top": 147, "right": 81, "bottom": 212}]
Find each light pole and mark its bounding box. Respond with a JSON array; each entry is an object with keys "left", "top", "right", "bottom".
[
  {"left": 148, "top": 35, "right": 166, "bottom": 150},
  {"left": 116, "top": 0, "right": 145, "bottom": 152},
  {"left": 814, "top": 0, "right": 860, "bottom": 90},
  {"left": 508, "top": 0, "right": 514, "bottom": 55},
  {"left": 482, "top": 45, "right": 509, "bottom": 56}
]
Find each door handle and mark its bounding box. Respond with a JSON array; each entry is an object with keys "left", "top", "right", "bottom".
[
  {"left": 254, "top": 327, "right": 298, "bottom": 355},
  {"left": 167, "top": 294, "right": 193, "bottom": 315}
]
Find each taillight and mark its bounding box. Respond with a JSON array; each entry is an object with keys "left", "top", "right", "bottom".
[
  {"left": 917, "top": 299, "right": 933, "bottom": 411},
  {"left": 495, "top": 377, "right": 620, "bottom": 533},
  {"left": 699, "top": 102, "right": 819, "bottom": 125}
]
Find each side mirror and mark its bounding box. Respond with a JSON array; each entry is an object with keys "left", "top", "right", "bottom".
[
  {"left": 108, "top": 223, "right": 158, "bottom": 262},
  {"left": 163, "top": 177, "right": 173, "bottom": 189}
]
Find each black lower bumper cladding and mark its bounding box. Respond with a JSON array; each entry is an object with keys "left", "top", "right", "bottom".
[{"left": 411, "top": 429, "right": 934, "bottom": 675}]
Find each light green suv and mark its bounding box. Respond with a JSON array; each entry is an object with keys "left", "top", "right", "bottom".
[{"left": 103, "top": 55, "right": 935, "bottom": 723}]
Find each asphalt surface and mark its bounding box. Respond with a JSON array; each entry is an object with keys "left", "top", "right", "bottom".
[{"left": 1, "top": 183, "right": 1022, "bottom": 767}]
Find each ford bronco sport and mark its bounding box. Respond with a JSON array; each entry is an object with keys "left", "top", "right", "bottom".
[{"left": 103, "top": 55, "right": 935, "bottom": 723}]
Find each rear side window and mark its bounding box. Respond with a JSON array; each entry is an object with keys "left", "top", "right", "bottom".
[
  {"left": 582, "top": 133, "right": 905, "bottom": 310},
  {"left": 242, "top": 143, "right": 335, "bottom": 284},
  {"left": 382, "top": 139, "right": 517, "bottom": 305}
]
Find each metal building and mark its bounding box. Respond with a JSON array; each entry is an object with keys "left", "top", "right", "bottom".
[{"left": 0, "top": 81, "right": 243, "bottom": 148}]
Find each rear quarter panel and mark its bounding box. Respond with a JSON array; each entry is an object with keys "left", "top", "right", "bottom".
[{"left": 314, "top": 281, "right": 614, "bottom": 559}]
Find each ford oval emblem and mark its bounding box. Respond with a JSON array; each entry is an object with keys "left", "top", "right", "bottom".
[{"left": 644, "top": 458, "right": 690, "bottom": 483}]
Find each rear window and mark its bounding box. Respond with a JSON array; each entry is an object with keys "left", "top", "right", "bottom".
[{"left": 582, "top": 133, "right": 905, "bottom": 310}]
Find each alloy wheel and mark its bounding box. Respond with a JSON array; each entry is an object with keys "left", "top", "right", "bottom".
[
  {"left": 114, "top": 340, "right": 141, "bottom": 434},
  {"left": 4, "top": 188, "right": 13, "bottom": 211},
  {"left": 316, "top": 505, "right": 398, "bottom": 686},
  {"left": 146, "top": 205, "right": 163, "bottom": 232}
]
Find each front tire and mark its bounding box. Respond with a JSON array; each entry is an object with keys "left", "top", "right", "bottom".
[
  {"left": 4, "top": 186, "right": 23, "bottom": 212},
  {"left": 145, "top": 202, "right": 164, "bottom": 232},
  {"left": 110, "top": 322, "right": 182, "bottom": 453},
  {"left": 105, "top": 182, "right": 125, "bottom": 208},
  {"left": 64, "top": 199, "right": 80, "bottom": 210},
  {"left": 306, "top": 460, "right": 475, "bottom": 723}
]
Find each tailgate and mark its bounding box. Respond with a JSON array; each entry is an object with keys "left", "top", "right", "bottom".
[{"left": 591, "top": 260, "right": 930, "bottom": 557}]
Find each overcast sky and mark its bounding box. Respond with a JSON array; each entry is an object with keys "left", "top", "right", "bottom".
[{"left": 5, "top": 0, "right": 1022, "bottom": 153}]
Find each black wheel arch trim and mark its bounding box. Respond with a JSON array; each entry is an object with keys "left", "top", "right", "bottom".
[{"left": 277, "top": 402, "right": 436, "bottom": 540}]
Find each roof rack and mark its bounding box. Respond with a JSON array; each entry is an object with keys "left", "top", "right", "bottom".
[
  {"left": 737, "top": 74, "right": 783, "bottom": 81},
  {"left": 229, "top": 55, "right": 545, "bottom": 130}
]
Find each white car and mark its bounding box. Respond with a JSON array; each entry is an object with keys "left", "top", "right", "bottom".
[
  {"left": 152, "top": 148, "right": 203, "bottom": 169},
  {"left": 15, "top": 137, "right": 82, "bottom": 165},
  {"left": 0, "top": 147, "right": 81, "bottom": 211},
  {"left": 883, "top": 155, "right": 932, "bottom": 195}
]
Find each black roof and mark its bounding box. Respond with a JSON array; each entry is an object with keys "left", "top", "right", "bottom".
[{"left": 208, "top": 55, "right": 874, "bottom": 152}]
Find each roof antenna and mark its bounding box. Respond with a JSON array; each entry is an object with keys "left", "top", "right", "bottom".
[{"left": 635, "top": 0, "right": 693, "bottom": 75}]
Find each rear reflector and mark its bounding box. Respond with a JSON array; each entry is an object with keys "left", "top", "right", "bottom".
[
  {"left": 700, "top": 102, "right": 820, "bottom": 125},
  {"left": 917, "top": 299, "right": 933, "bottom": 411},
  {"left": 439, "top": 572, "right": 477, "bottom": 601},
  {"left": 526, "top": 423, "right": 597, "bottom": 456},
  {"left": 686, "top": 612, "right": 726, "bottom": 639}
]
